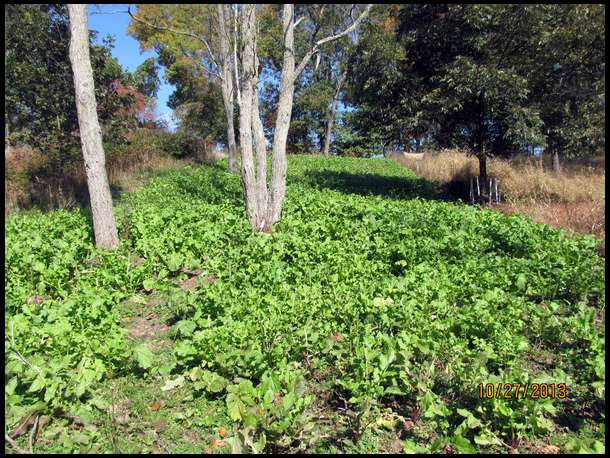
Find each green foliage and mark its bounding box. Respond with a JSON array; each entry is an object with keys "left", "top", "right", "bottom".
[
  {"left": 5, "top": 4, "right": 77, "bottom": 151},
  {"left": 134, "top": 344, "right": 155, "bottom": 370},
  {"left": 5, "top": 4, "right": 142, "bottom": 156},
  {"left": 347, "top": 4, "right": 605, "bottom": 161},
  {"left": 5, "top": 156, "right": 604, "bottom": 452},
  {"left": 226, "top": 365, "right": 314, "bottom": 453},
  {"left": 127, "top": 4, "right": 226, "bottom": 143},
  {"left": 104, "top": 128, "right": 199, "bottom": 161},
  {"left": 526, "top": 4, "right": 605, "bottom": 159},
  {"left": 164, "top": 56, "right": 226, "bottom": 143},
  {"left": 346, "top": 5, "right": 415, "bottom": 151},
  {"left": 125, "top": 57, "right": 160, "bottom": 99},
  {"left": 333, "top": 112, "right": 386, "bottom": 157},
  {"left": 4, "top": 1, "right": 167, "bottom": 212},
  {"left": 5, "top": 209, "right": 150, "bottom": 432},
  {"left": 287, "top": 79, "right": 335, "bottom": 154},
  {"left": 257, "top": 5, "right": 372, "bottom": 153}
]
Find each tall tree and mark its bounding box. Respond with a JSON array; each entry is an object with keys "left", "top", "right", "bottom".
[
  {"left": 256, "top": 5, "right": 368, "bottom": 156},
  {"left": 127, "top": 5, "right": 239, "bottom": 172},
  {"left": 347, "top": 3, "right": 605, "bottom": 176},
  {"left": 68, "top": 4, "right": 118, "bottom": 249},
  {"left": 5, "top": 4, "right": 138, "bottom": 160},
  {"left": 345, "top": 4, "right": 414, "bottom": 154},
  {"left": 312, "top": 5, "right": 362, "bottom": 155},
  {"left": 164, "top": 55, "right": 226, "bottom": 153},
  {"left": 236, "top": 4, "right": 372, "bottom": 232},
  {"left": 349, "top": 5, "right": 550, "bottom": 190},
  {"left": 524, "top": 4, "right": 605, "bottom": 172}
]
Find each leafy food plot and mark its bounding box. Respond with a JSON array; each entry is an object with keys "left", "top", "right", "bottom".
[{"left": 4, "top": 156, "right": 605, "bottom": 453}]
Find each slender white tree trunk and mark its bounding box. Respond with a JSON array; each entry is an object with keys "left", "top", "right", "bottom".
[
  {"left": 552, "top": 150, "right": 561, "bottom": 173},
  {"left": 238, "top": 4, "right": 262, "bottom": 228},
  {"left": 237, "top": 4, "right": 371, "bottom": 233},
  {"left": 68, "top": 4, "right": 119, "bottom": 249},
  {"left": 238, "top": 4, "right": 293, "bottom": 232},
  {"left": 221, "top": 83, "right": 238, "bottom": 172},
  {"left": 217, "top": 4, "right": 238, "bottom": 173},
  {"left": 266, "top": 4, "right": 296, "bottom": 228},
  {"left": 322, "top": 70, "right": 347, "bottom": 155}
]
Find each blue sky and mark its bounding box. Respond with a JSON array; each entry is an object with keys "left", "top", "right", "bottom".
[{"left": 87, "top": 4, "right": 176, "bottom": 128}]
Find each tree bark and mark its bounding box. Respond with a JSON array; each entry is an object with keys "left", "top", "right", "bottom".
[
  {"left": 238, "top": 4, "right": 261, "bottom": 229},
  {"left": 237, "top": 4, "right": 371, "bottom": 233},
  {"left": 68, "top": 4, "right": 119, "bottom": 250},
  {"left": 217, "top": 4, "right": 238, "bottom": 173},
  {"left": 237, "top": 4, "right": 295, "bottom": 233},
  {"left": 322, "top": 70, "right": 347, "bottom": 155},
  {"left": 478, "top": 154, "right": 488, "bottom": 200},
  {"left": 552, "top": 150, "right": 561, "bottom": 173},
  {"left": 266, "top": 4, "right": 296, "bottom": 228}
]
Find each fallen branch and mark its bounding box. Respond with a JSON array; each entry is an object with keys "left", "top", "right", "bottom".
[
  {"left": 5, "top": 434, "right": 28, "bottom": 454},
  {"left": 28, "top": 415, "right": 40, "bottom": 453}
]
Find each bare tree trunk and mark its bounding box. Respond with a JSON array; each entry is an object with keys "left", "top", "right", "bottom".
[
  {"left": 266, "top": 4, "right": 296, "bottom": 228},
  {"left": 68, "top": 4, "right": 118, "bottom": 250},
  {"left": 478, "top": 153, "right": 488, "bottom": 200},
  {"left": 252, "top": 81, "right": 270, "bottom": 228},
  {"left": 224, "top": 89, "right": 238, "bottom": 172},
  {"left": 552, "top": 150, "right": 561, "bottom": 173},
  {"left": 238, "top": 4, "right": 263, "bottom": 229},
  {"left": 217, "top": 4, "right": 238, "bottom": 173},
  {"left": 238, "top": 4, "right": 294, "bottom": 233},
  {"left": 237, "top": 4, "right": 371, "bottom": 233},
  {"left": 322, "top": 70, "right": 347, "bottom": 155},
  {"left": 5, "top": 122, "right": 12, "bottom": 157}
]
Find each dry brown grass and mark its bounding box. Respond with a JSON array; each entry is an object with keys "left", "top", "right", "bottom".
[
  {"left": 106, "top": 150, "right": 195, "bottom": 195},
  {"left": 394, "top": 149, "right": 605, "bottom": 248},
  {"left": 5, "top": 144, "right": 194, "bottom": 214}
]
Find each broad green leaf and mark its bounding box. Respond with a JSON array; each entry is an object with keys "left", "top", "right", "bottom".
[{"left": 134, "top": 344, "right": 155, "bottom": 369}]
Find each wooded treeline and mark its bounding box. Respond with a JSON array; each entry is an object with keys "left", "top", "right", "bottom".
[{"left": 126, "top": 4, "right": 604, "bottom": 164}]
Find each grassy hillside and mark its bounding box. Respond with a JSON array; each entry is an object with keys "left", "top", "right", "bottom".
[{"left": 5, "top": 156, "right": 604, "bottom": 453}]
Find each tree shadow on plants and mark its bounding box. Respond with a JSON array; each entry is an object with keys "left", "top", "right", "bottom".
[
  {"left": 295, "top": 170, "right": 452, "bottom": 202},
  {"left": 554, "top": 398, "right": 604, "bottom": 432},
  {"left": 170, "top": 167, "right": 243, "bottom": 206}
]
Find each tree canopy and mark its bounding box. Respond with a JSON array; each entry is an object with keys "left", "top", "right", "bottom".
[
  {"left": 345, "top": 4, "right": 605, "bottom": 164},
  {"left": 5, "top": 4, "right": 157, "bottom": 161}
]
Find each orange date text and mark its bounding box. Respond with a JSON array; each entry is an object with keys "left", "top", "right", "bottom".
[{"left": 478, "top": 383, "right": 570, "bottom": 400}]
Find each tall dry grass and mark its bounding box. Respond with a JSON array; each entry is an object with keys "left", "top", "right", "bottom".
[
  {"left": 5, "top": 143, "right": 195, "bottom": 215},
  {"left": 394, "top": 149, "right": 605, "bottom": 251}
]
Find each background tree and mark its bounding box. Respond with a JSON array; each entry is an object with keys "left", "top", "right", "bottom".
[
  {"left": 5, "top": 4, "right": 151, "bottom": 163},
  {"left": 257, "top": 5, "right": 370, "bottom": 155},
  {"left": 523, "top": 4, "right": 605, "bottom": 172},
  {"left": 127, "top": 56, "right": 160, "bottom": 99},
  {"left": 346, "top": 3, "right": 605, "bottom": 175},
  {"left": 345, "top": 4, "right": 411, "bottom": 154},
  {"left": 68, "top": 4, "right": 118, "bottom": 249},
  {"left": 164, "top": 53, "right": 226, "bottom": 161},
  {"left": 128, "top": 4, "right": 239, "bottom": 172}
]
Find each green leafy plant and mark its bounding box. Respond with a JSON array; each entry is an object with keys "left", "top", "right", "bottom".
[
  {"left": 5, "top": 155, "right": 604, "bottom": 452},
  {"left": 225, "top": 366, "right": 314, "bottom": 453}
]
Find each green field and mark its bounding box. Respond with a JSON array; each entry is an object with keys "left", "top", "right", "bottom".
[{"left": 5, "top": 156, "right": 605, "bottom": 453}]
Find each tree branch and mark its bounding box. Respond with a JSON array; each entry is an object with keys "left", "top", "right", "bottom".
[
  {"left": 126, "top": 6, "right": 222, "bottom": 80},
  {"left": 5, "top": 435, "right": 28, "bottom": 454},
  {"left": 90, "top": 10, "right": 129, "bottom": 16},
  {"left": 294, "top": 4, "right": 373, "bottom": 81}
]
